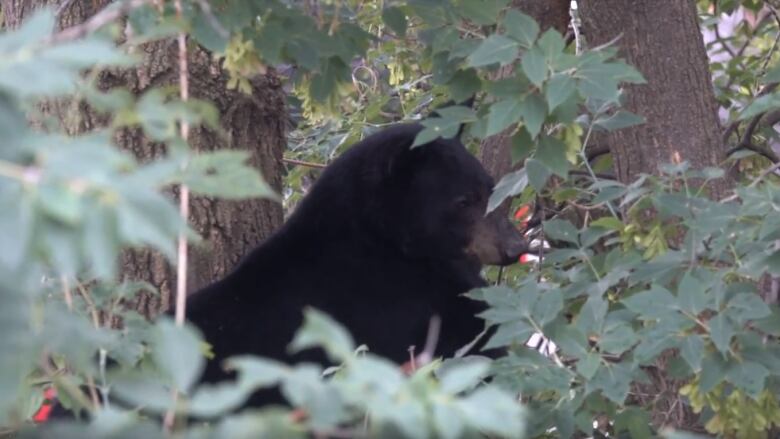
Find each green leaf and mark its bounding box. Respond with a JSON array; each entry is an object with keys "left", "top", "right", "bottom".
[
  {"left": 228, "top": 356, "right": 289, "bottom": 389},
  {"left": 447, "top": 69, "right": 482, "bottom": 103},
  {"left": 545, "top": 74, "right": 576, "bottom": 112},
  {"left": 591, "top": 216, "right": 623, "bottom": 230},
  {"left": 709, "top": 313, "right": 735, "bottom": 355},
  {"left": 737, "top": 93, "right": 780, "bottom": 121},
  {"left": 412, "top": 115, "right": 464, "bottom": 147},
  {"left": 518, "top": 93, "right": 547, "bottom": 138},
  {"left": 486, "top": 97, "right": 524, "bottom": 136},
  {"left": 503, "top": 10, "right": 539, "bottom": 48},
  {"left": 726, "top": 361, "right": 768, "bottom": 399},
  {"left": 726, "top": 293, "right": 771, "bottom": 325},
  {"left": 536, "top": 30, "right": 565, "bottom": 65},
  {"left": 594, "top": 110, "right": 645, "bottom": 131},
  {"left": 454, "top": 0, "right": 507, "bottom": 25},
  {"left": 763, "top": 62, "right": 780, "bottom": 84},
  {"left": 531, "top": 289, "right": 563, "bottom": 326},
  {"left": 289, "top": 308, "right": 355, "bottom": 362},
  {"left": 676, "top": 272, "right": 709, "bottom": 315},
  {"left": 521, "top": 47, "right": 546, "bottom": 87},
  {"left": 526, "top": 158, "right": 551, "bottom": 191},
  {"left": 115, "top": 186, "right": 185, "bottom": 260},
  {"left": 43, "top": 39, "right": 134, "bottom": 68},
  {"left": 83, "top": 204, "right": 120, "bottom": 280},
  {"left": 382, "top": 7, "right": 407, "bottom": 37},
  {"left": 151, "top": 319, "right": 205, "bottom": 394},
  {"left": 535, "top": 135, "right": 570, "bottom": 178},
  {"left": 622, "top": 285, "right": 677, "bottom": 320},
  {"left": 37, "top": 183, "right": 82, "bottom": 224},
  {"left": 699, "top": 352, "right": 728, "bottom": 392},
  {"left": 577, "top": 352, "right": 601, "bottom": 379},
  {"left": 544, "top": 219, "right": 578, "bottom": 245},
  {"left": 484, "top": 321, "right": 535, "bottom": 349},
  {"left": 679, "top": 335, "right": 705, "bottom": 371},
  {"left": 588, "top": 362, "right": 632, "bottom": 404},
  {"left": 576, "top": 295, "right": 608, "bottom": 336},
  {"left": 753, "top": 309, "right": 780, "bottom": 336},
  {"left": 510, "top": 129, "right": 534, "bottom": 164},
  {"left": 189, "top": 382, "right": 256, "bottom": 418},
  {"left": 432, "top": 403, "right": 465, "bottom": 439},
  {"left": 467, "top": 35, "right": 519, "bottom": 67},
  {"left": 487, "top": 168, "right": 528, "bottom": 213},
  {"left": 0, "top": 284, "right": 34, "bottom": 424},
  {"left": 182, "top": 150, "right": 279, "bottom": 200},
  {"left": 599, "top": 323, "right": 638, "bottom": 355},
  {"left": 456, "top": 386, "right": 525, "bottom": 439},
  {"left": 280, "top": 365, "right": 346, "bottom": 429},
  {"left": 0, "top": 8, "right": 55, "bottom": 52},
  {"left": 615, "top": 408, "right": 653, "bottom": 439},
  {"left": 439, "top": 357, "right": 491, "bottom": 394}
]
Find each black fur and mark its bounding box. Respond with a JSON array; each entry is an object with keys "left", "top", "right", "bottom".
[{"left": 184, "top": 123, "right": 525, "bottom": 405}]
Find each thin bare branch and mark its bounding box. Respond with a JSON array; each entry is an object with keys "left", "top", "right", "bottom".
[
  {"left": 283, "top": 157, "right": 328, "bottom": 169},
  {"left": 47, "top": 0, "right": 150, "bottom": 44},
  {"left": 165, "top": 0, "right": 191, "bottom": 431}
]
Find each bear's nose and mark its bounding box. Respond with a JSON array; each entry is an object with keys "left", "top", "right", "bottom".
[
  {"left": 502, "top": 229, "right": 527, "bottom": 264},
  {"left": 492, "top": 214, "right": 527, "bottom": 265}
]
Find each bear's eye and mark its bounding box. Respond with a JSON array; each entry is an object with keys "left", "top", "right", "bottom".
[{"left": 454, "top": 196, "right": 471, "bottom": 208}]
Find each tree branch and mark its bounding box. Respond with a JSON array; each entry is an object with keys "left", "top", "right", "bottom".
[
  {"left": 46, "top": 0, "right": 150, "bottom": 44},
  {"left": 727, "top": 142, "right": 780, "bottom": 163},
  {"left": 283, "top": 158, "right": 327, "bottom": 169},
  {"left": 585, "top": 144, "right": 611, "bottom": 161}
]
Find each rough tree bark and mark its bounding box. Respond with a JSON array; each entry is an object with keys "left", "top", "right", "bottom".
[
  {"left": 478, "top": 0, "right": 571, "bottom": 182},
  {"left": 1, "top": 0, "right": 286, "bottom": 317},
  {"left": 577, "top": 1, "right": 734, "bottom": 430},
  {"left": 578, "top": 0, "right": 733, "bottom": 196}
]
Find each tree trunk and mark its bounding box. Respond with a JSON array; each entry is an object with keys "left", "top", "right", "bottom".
[
  {"left": 478, "top": 0, "right": 571, "bottom": 182},
  {"left": 578, "top": 1, "right": 733, "bottom": 429},
  {"left": 578, "top": 0, "right": 733, "bottom": 196},
  {"left": 1, "top": 0, "right": 286, "bottom": 317}
]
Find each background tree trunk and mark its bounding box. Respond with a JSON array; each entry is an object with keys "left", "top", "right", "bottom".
[
  {"left": 1, "top": 0, "right": 286, "bottom": 317},
  {"left": 578, "top": 0, "right": 733, "bottom": 196},
  {"left": 578, "top": 1, "right": 733, "bottom": 429}
]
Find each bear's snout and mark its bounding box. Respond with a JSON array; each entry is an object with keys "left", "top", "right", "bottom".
[{"left": 468, "top": 210, "right": 528, "bottom": 266}]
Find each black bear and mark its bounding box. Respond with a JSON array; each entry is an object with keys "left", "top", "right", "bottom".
[{"left": 185, "top": 123, "right": 526, "bottom": 400}]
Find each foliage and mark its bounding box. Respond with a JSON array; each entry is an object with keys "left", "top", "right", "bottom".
[
  {"left": 471, "top": 163, "right": 780, "bottom": 438},
  {"left": 3, "top": 0, "right": 780, "bottom": 439}
]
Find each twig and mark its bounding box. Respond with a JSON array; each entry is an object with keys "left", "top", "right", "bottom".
[
  {"left": 569, "top": 169, "right": 616, "bottom": 180},
  {"left": 722, "top": 161, "right": 780, "bottom": 202},
  {"left": 748, "top": 161, "right": 780, "bottom": 188},
  {"left": 418, "top": 315, "right": 441, "bottom": 366},
  {"left": 55, "top": 0, "right": 76, "bottom": 19},
  {"left": 164, "top": 0, "right": 190, "bottom": 432},
  {"left": 283, "top": 158, "right": 327, "bottom": 169},
  {"left": 61, "top": 275, "right": 74, "bottom": 311},
  {"left": 46, "top": 0, "right": 150, "bottom": 44},
  {"left": 723, "top": 83, "right": 779, "bottom": 142},
  {"left": 726, "top": 141, "right": 780, "bottom": 163},
  {"left": 75, "top": 282, "right": 100, "bottom": 328}
]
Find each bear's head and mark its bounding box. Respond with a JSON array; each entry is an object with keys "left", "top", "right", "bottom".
[
  {"left": 288, "top": 123, "right": 527, "bottom": 288},
  {"left": 383, "top": 136, "right": 525, "bottom": 261}
]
